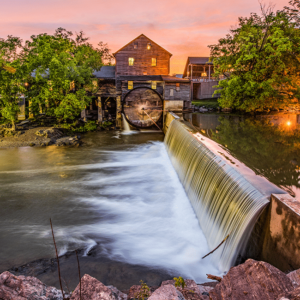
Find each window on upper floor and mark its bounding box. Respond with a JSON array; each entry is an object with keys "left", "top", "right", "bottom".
[
  {"left": 128, "top": 57, "right": 134, "bottom": 66},
  {"left": 176, "top": 83, "right": 180, "bottom": 92},
  {"left": 152, "top": 58, "right": 157, "bottom": 67},
  {"left": 147, "top": 43, "right": 151, "bottom": 50},
  {"left": 133, "top": 42, "right": 138, "bottom": 49}
]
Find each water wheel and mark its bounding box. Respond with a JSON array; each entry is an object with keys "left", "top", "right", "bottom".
[{"left": 122, "top": 87, "right": 163, "bottom": 128}]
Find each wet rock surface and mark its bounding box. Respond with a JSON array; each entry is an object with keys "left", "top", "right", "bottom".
[{"left": 0, "top": 271, "right": 64, "bottom": 300}]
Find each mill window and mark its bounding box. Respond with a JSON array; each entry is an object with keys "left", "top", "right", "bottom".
[
  {"left": 151, "top": 81, "right": 157, "bottom": 89},
  {"left": 128, "top": 57, "right": 134, "bottom": 66},
  {"left": 152, "top": 58, "right": 157, "bottom": 67},
  {"left": 176, "top": 83, "right": 180, "bottom": 92},
  {"left": 170, "top": 89, "right": 174, "bottom": 96},
  {"left": 128, "top": 81, "right": 133, "bottom": 90}
]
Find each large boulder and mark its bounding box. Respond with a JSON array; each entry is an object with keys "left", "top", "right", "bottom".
[
  {"left": 148, "top": 284, "right": 185, "bottom": 300},
  {"left": 0, "top": 271, "right": 63, "bottom": 300},
  {"left": 209, "top": 259, "right": 294, "bottom": 300},
  {"left": 70, "top": 274, "right": 126, "bottom": 300}
]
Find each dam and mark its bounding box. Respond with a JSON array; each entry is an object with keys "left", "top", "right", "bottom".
[{"left": 164, "top": 112, "right": 300, "bottom": 273}]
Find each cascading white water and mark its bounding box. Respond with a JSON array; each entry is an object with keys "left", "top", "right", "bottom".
[
  {"left": 164, "top": 119, "right": 270, "bottom": 271},
  {"left": 122, "top": 113, "right": 131, "bottom": 132}
]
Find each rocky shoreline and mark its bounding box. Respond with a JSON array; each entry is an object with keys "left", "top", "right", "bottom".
[
  {"left": 0, "top": 126, "right": 82, "bottom": 148},
  {"left": 1, "top": 259, "right": 300, "bottom": 299}
]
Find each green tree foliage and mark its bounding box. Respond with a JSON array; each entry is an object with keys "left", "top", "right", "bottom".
[
  {"left": 0, "top": 36, "right": 28, "bottom": 129},
  {"left": 25, "top": 28, "right": 108, "bottom": 121},
  {"left": 209, "top": 4, "right": 300, "bottom": 111}
]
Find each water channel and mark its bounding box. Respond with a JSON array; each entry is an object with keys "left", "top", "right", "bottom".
[{"left": 0, "top": 130, "right": 218, "bottom": 290}]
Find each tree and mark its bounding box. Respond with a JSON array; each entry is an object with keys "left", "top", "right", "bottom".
[
  {"left": 209, "top": 5, "right": 300, "bottom": 112},
  {"left": 25, "top": 28, "right": 107, "bottom": 122},
  {"left": 0, "top": 36, "right": 28, "bottom": 129}
]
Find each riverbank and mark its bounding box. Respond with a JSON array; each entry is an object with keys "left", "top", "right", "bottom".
[
  {"left": 2, "top": 258, "right": 300, "bottom": 299},
  {"left": 0, "top": 127, "right": 82, "bottom": 148}
]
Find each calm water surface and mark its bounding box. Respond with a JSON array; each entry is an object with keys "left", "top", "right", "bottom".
[
  {"left": 184, "top": 113, "right": 300, "bottom": 200},
  {"left": 0, "top": 130, "right": 218, "bottom": 289}
]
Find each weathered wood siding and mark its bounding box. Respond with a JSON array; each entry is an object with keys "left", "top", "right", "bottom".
[
  {"left": 193, "top": 81, "right": 220, "bottom": 100},
  {"left": 164, "top": 82, "right": 191, "bottom": 101},
  {"left": 96, "top": 79, "right": 117, "bottom": 97},
  {"left": 115, "top": 36, "right": 171, "bottom": 76},
  {"left": 121, "top": 81, "right": 164, "bottom": 101}
]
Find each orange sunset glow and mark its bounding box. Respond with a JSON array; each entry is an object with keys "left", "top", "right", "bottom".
[{"left": 0, "top": 0, "right": 290, "bottom": 74}]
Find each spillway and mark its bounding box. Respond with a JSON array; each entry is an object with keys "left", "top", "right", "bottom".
[{"left": 164, "top": 119, "right": 275, "bottom": 271}]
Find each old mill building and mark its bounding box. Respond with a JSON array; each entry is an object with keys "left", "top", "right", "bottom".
[{"left": 84, "top": 34, "right": 192, "bottom": 129}]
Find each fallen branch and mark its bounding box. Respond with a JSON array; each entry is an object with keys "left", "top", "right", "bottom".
[
  {"left": 206, "top": 274, "right": 222, "bottom": 282},
  {"left": 75, "top": 250, "right": 82, "bottom": 300},
  {"left": 50, "top": 218, "right": 65, "bottom": 299},
  {"left": 202, "top": 234, "right": 230, "bottom": 259}
]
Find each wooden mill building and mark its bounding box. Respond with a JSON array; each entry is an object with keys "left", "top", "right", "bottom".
[{"left": 83, "top": 34, "right": 191, "bottom": 129}]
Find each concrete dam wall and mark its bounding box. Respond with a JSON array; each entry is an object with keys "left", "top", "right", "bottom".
[{"left": 163, "top": 114, "right": 300, "bottom": 272}]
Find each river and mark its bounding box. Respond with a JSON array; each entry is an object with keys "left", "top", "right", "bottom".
[{"left": 0, "top": 130, "right": 218, "bottom": 290}]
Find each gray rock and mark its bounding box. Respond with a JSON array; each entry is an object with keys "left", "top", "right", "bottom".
[
  {"left": 107, "top": 285, "right": 127, "bottom": 300},
  {"left": 0, "top": 271, "right": 64, "bottom": 300},
  {"left": 148, "top": 284, "right": 185, "bottom": 300}
]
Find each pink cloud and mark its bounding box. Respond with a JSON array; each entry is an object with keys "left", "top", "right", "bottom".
[{"left": 0, "top": 0, "right": 290, "bottom": 74}]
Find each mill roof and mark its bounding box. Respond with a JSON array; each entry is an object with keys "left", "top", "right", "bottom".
[
  {"left": 93, "top": 66, "right": 115, "bottom": 79},
  {"left": 113, "top": 34, "right": 172, "bottom": 57}
]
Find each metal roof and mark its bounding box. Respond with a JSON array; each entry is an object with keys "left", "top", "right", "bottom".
[
  {"left": 187, "top": 57, "right": 211, "bottom": 65},
  {"left": 161, "top": 76, "right": 190, "bottom": 82},
  {"left": 93, "top": 66, "right": 116, "bottom": 78},
  {"left": 183, "top": 57, "right": 213, "bottom": 77}
]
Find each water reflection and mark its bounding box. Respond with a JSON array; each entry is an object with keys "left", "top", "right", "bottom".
[{"left": 184, "top": 113, "right": 300, "bottom": 199}]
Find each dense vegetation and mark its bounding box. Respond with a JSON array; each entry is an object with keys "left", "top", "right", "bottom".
[
  {"left": 0, "top": 28, "right": 113, "bottom": 129},
  {"left": 209, "top": 1, "right": 300, "bottom": 112}
]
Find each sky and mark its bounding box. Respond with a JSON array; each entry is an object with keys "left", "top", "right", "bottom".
[{"left": 0, "top": 0, "right": 289, "bottom": 74}]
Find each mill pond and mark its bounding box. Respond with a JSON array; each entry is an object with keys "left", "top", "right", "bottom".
[{"left": 1, "top": 111, "right": 300, "bottom": 292}]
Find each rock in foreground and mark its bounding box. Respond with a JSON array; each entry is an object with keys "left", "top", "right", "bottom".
[
  {"left": 148, "top": 284, "right": 185, "bottom": 300},
  {"left": 0, "top": 271, "right": 64, "bottom": 300},
  {"left": 209, "top": 259, "right": 294, "bottom": 300},
  {"left": 70, "top": 274, "right": 127, "bottom": 300}
]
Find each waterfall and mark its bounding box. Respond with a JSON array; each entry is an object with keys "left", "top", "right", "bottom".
[
  {"left": 164, "top": 119, "right": 270, "bottom": 272},
  {"left": 122, "top": 113, "right": 131, "bottom": 132}
]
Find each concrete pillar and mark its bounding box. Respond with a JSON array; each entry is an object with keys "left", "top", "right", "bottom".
[{"left": 98, "top": 97, "right": 103, "bottom": 123}]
